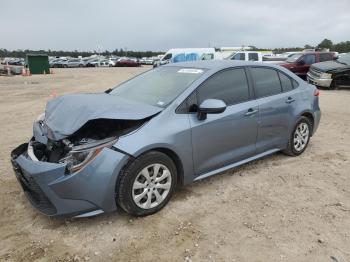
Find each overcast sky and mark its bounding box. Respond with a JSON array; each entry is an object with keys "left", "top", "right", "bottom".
[{"left": 1, "top": 0, "right": 349, "bottom": 51}]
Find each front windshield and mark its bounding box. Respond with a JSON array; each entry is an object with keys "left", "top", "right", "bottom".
[
  {"left": 286, "top": 53, "right": 303, "bottom": 63},
  {"left": 337, "top": 53, "right": 350, "bottom": 65},
  {"left": 109, "top": 66, "right": 206, "bottom": 107}
]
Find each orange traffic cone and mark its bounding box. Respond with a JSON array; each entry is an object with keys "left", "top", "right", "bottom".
[{"left": 49, "top": 89, "right": 58, "bottom": 99}]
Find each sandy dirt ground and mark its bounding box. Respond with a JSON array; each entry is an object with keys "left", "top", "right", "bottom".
[{"left": 0, "top": 67, "right": 349, "bottom": 262}]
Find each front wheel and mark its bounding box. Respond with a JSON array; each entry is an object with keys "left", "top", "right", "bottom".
[
  {"left": 117, "top": 151, "right": 177, "bottom": 216},
  {"left": 283, "top": 116, "right": 312, "bottom": 156}
]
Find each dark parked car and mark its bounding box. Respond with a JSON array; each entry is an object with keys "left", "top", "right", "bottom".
[
  {"left": 11, "top": 61, "right": 320, "bottom": 218},
  {"left": 116, "top": 57, "right": 141, "bottom": 67},
  {"left": 307, "top": 53, "right": 350, "bottom": 89},
  {"left": 278, "top": 52, "right": 336, "bottom": 79}
]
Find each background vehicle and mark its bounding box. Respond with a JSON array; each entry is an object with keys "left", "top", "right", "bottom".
[
  {"left": 67, "top": 58, "right": 84, "bottom": 68},
  {"left": 116, "top": 57, "right": 141, "bottom": 67},
  {"left": 50, "top": 58, "right": 68, "bottom": 68},
  {"left": 227, "top": 51, "right": 263, "bottom": 62},
  {"left": 108, "top": 57, "right": 120, "bottom": 67},
  {"left": 5, "top": 58, "right": 25, "bottom": 66},
  {"left": 307, "top": 53, "right": 350, "bottom": 89},
  {"left": 278, "top": 52, "right": 336, "bottom": 78},
  {"left": 263, "top": 52, "right": 303, "bottom": 62},
  {"left": 153, "top": 48, "right": 215, "bottom": 67},
  {"left": 85, "top": 58, "right": 101, "bottom": 67},
  {"left": 99, "top": 59, "right": 110, "bottom": 67},
  {"left": 140, "top": 57, "right": 159, "bottom": 65}
]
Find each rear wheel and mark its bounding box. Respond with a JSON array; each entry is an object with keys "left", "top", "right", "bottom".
[
  {"left": 117, "top": 151, "right": 177, "bottom": 216},
  {"left": 283, "top": 116, "right": 311, "bottom": 156}
]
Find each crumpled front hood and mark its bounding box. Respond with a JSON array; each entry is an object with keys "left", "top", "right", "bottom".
[
  {"left": 43, "top": 93, "right": 162, "bottom": 140},
  {"left": 311, "top": 60, "right": 349, "bottom": 72}
]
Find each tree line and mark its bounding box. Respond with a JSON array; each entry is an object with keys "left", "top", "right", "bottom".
[
  {"left": 0, "top": 48, "right": 164, "bottom": 58},
  {"left": 1, "top": 39, "right": 349, "bottom": 58},
  {"left": 252, "top": 39, "right": 350, "bottom": 54}
]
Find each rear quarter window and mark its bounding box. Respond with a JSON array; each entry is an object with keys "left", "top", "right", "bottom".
[{"left": 278, "top": 71, "right": 294, "bottom": 92}]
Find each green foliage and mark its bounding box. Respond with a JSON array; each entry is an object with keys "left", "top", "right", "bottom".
[
  {"left": 332, "top": 41, "right": 350, "bottom": 53},
  {"left": 317, "top": 38, "right": 333, "bottom": 49},
  {"left": 1, "top": 39, "right": 350, "bottom": 58},
  {"left": 0, "top": 48, "right": 164, "bottom": 58}
]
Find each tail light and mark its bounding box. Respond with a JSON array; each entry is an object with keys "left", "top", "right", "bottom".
[{"left": 314, "top": 89, "right": 320, "bottom": 97}]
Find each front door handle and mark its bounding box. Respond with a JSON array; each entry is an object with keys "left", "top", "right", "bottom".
[
  {"left": 286, "top": 97, "right": 295, "bottom": 104},
  {"left": 245, "top": 108, "right": 258, "bottom": 116}
]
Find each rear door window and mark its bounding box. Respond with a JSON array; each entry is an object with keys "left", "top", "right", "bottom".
[
  {"left": 197, "top": 68, "right": 250, "bottom": 106},
  {"left": 231, "top": 53, "right": 245, "bottom": 61},
  {"left": 248, "top": 53, "right": 259, "bottom": 61},
  {"left": 250, "top": 67, "right": 282, "bottom": 98},
  {"left": 319, "top": 53, "right": 333, "bottom": 62},
  {"left": 301, "top": 54, "right": 316, "bottom": 65}
]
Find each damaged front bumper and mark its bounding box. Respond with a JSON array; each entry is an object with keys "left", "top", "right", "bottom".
[{"left": 11, "top": 141, "right": 130, "bottom": 217}]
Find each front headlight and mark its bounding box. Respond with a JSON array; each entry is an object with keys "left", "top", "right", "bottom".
[
  {"left": 320, "top": 72, "right": 332, "bottom": 79},
  {"left": 59, "top": 138, "right": 116, "bottom": 174}
]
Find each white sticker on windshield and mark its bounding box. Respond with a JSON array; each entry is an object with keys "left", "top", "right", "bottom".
[{"left": 178, "top": 68, "right": 203, "bottom": 74}]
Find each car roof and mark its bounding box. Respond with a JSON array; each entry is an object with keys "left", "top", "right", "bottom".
[{"left": 164, "top": 60, "right": 277, "bottom": 70}]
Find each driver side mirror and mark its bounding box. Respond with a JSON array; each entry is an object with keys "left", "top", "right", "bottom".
[
  {"left": 297, "top": 60, "right": 305, "bottom": 65},
  {"left": 197, "top": 99, "right": 227, "bottom": 120}
]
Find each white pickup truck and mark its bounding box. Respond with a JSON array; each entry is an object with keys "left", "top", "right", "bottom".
[{"left": 227, "top": 51, "right": 263, "bottom": 62}]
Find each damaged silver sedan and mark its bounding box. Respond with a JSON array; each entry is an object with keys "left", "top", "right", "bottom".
[{"left": 11, "top": 60, "right": 320, "bottom": 217}]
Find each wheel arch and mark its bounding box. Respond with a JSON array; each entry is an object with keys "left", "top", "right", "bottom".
[
  {"left": 144, "top": 147, "right": 185, "bottom": 186},
  {"left": 299, "top": 111, "right": 315, "bottom": 135},
  {"left": 118, "top": 146, "right": 185, "bottom": 187}
]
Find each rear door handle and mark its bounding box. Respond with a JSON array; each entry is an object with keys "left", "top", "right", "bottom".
[
  {"left": 286, "top": 97, "right": 295, "bottom": 104},
  {"left": 245, "top": 108, "right": 258, "bottom": 116}
]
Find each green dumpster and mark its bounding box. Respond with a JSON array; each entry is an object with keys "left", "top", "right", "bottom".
[{"left": 26, "top": 54, "right": 50, "bottom": 74}]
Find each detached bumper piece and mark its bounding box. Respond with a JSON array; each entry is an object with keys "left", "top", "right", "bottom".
[{"left": 10, "top": 142, "right": 129, "bottom": 217}]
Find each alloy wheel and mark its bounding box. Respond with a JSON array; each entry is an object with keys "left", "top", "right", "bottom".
[
  {"left": 132, "top": 164, "right": 172, "bottom": 209},
  {"left": 293, "top": 122, "right": 309, "bottom": 152}
]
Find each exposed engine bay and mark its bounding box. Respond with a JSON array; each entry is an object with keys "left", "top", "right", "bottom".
[
  {"left": 24, "top": 92, "right": 163, "bottom": 173},
  {"left": 29, "top": 118, "right": 147, "bottom": 173}
]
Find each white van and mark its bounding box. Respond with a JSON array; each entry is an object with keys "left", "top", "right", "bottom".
[
  {"left": 154, "top": 48, "right": 216, "bottom": 67},
  {"left": 227, "top": 51, "right": 264, "bottom": 62}
]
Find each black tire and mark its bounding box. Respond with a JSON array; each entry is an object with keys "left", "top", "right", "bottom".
[
  {"left": 329, "top": 80, "right": 337, "bottom": 90},
  {"left": 283, "top": 116, "right": 312, "bottom": 156},
  {"left": 117, "top": 151, "right": 177, "bottom": 216}
]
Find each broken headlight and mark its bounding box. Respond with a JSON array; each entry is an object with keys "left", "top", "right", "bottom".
[{"left": 59, "top": 138, "right": 116, "bottom": 174}]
